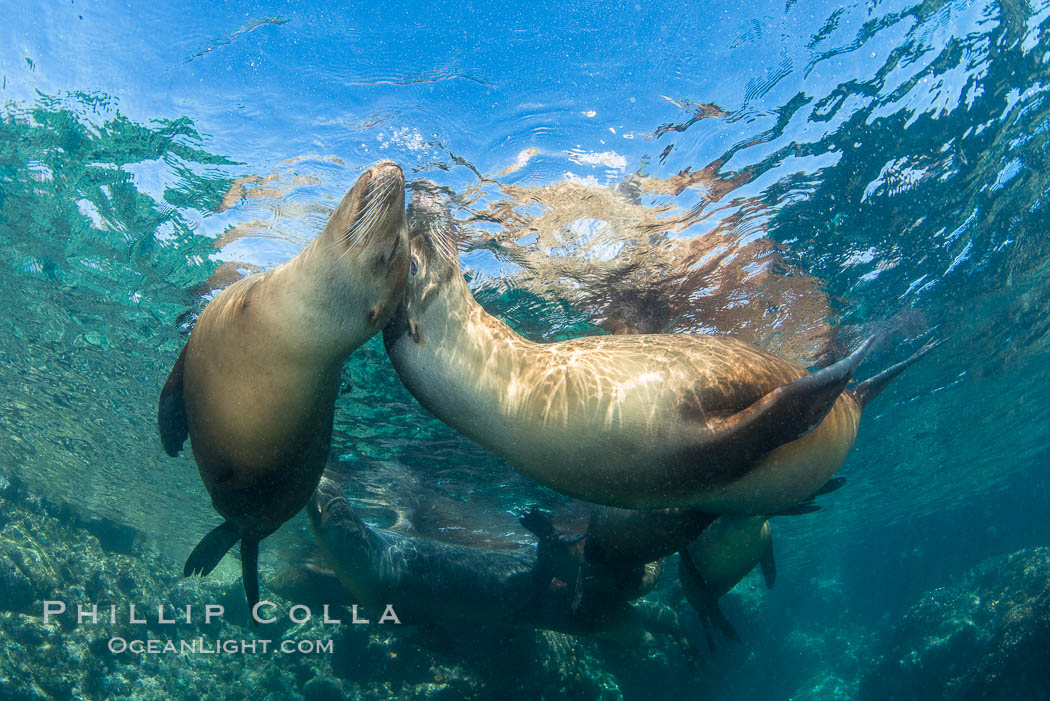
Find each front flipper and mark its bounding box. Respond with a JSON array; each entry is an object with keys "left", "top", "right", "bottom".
[
  {"left": 760, "top": 539, "right": 776, "bottom": 589},
  {"left": 703, "top": 337, "right": 873, "bottom": 461},
  {"left": 520, "top": 506, "right": 556, "bottom": 539},
  {"left": 521, "top": 506, "right": 585, "bottom": 546},
  {"left": 775, "top": 477, "right": 847, "bottom": 515},
  {"left": 774, "top": 501, "right": 822, "bottom": 516},
  {"left": 158, "top": 344, "right": 190, "bottom": 458},
  {"left": 184, "top": 522, "right": 240, "bottom": 577}
]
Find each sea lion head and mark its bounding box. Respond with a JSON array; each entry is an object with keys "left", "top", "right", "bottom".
[
  {"left": 315, "top": 160, "right": 410, "bottom": 337},
  {"left": 383, "top": 182, "right": 464, "bottom": 347}
]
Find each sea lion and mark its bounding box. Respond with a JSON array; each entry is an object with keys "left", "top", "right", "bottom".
[
  {"left": 307, "top": 475, "right": 692, "bottom": 656},
  {"left": 157, "top": 161, "right": 410, "bottom": 610},
  {"left": 678, "top": 514, "right": 775, "bottom": 646},
  {"left": 383, "top": 214, "right": 934, "bottom": 514},
  {"left": 308, "top": 472, "right": 540, "bottom": 626}
]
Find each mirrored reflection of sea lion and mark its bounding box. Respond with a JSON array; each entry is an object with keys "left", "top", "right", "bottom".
[
  {"left": 383, "top": 217, "right": 935, "bottom": 514},
  {"left": 157, "top": 161, "right": 410, "bottom": 611}
]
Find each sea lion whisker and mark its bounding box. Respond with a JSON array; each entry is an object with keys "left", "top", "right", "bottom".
[
  {"left": 343, "top": 176, "right": 400, "bottom": 248},
  {"left": 330, "top": 174, "right": 402, "bottom": 252}
]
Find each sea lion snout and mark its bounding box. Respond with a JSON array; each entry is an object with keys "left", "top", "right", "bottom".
[{"left": 369, "top": 160, "right": 404, "bottom": 180}]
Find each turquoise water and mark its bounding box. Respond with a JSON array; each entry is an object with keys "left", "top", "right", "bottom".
[{"left": 2, "top": 0, "right": 1049, "bottom": 699}]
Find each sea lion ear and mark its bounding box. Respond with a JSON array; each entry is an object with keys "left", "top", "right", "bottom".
[{"left": 158, "top": 344, "right": 189, "bottom": 457}]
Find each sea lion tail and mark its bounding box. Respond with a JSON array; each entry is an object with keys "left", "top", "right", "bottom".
[
  {"left": 851, "top": 339, "right": 940, "bottom": 409},
  {"left": 184, "top": 522, "right": 240, "bottom": 577}
]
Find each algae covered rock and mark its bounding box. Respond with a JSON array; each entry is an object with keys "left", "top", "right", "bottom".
[{"left": 860, "top": 547, "right": 1050, "bottom": 701}]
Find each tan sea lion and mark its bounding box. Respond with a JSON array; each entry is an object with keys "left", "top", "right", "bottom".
[
  {"left": 157, "top": 161, "right": 410, "bottom": 610},
  {"left": 383, "top": 215, "right": 933, "bottom": 514}
]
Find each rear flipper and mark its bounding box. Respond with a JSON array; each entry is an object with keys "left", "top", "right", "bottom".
[
  {"left": 241, "top": 537, "right": 260, "bottom": 622},
  {"left": 813, "top": 476, "right": 846, "bottom": 497},
  {"left": 760, "top": 539, "right": 776, "bottom": 589},
  {"left": 520, "top": 506, "right": 584, "bottom": 546},
  {"left": 775, "top": 476, "right": 848, "bottom": 515},
  {"left": 680, "top": 551, "right": 741, "bottom": 648},
  {"left": 184, "top": 522, "right": 240, "bottom": 577},
  {"left": 706, "top": 337, "right": 873, "bottom": 460},
  {"left": 851, "top": 339, "right": 940, "bottom": 408}
]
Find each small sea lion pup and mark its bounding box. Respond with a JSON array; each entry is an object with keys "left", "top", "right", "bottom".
[
  {"left": 383, "top": 205, "right": 936, "bottom": 514},
  {"left": 157, "top": 161, "right": 410, "bottom": 610}
]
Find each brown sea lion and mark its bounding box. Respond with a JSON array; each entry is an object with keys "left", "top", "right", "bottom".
[
  {"left": 382, "top": 213, "right": 932, "bottom": 514},
  {"left": 157, "top": 161, "right": 410, "bottom": 610}
]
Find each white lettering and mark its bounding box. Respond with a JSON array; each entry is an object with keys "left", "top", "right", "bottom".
[
  {"left": 289, "top": 604, "right": 311, "bottom": 624},
  {"left": 204, "top": 604, "right": 224, "bottom": 624},
  {"left": 322, "top": 605, "right": 341, "bottom": 624},
  {"left": 77, "top": 604, "right": 97, "bottom": 625},
  {"left": 157, "top": 605, "right": 175, "bottom": 624},
  {"left": 379, "top": 605, "right": 400, "bottom": 625},
  {"left": 43, "top": 601, "right": 66, "bottom": 624},
  {"left": 251, "top": 601, "right": 277, "bottom": 624}
]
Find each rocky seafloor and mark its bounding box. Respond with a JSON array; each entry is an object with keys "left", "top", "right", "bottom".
[
  {"left": 0, "top": 476, "right": 675, "bottom": 701},
  {"left": 859, "top": 546, "right": 1050, "bottom": 701},
  {"left": 1, "top": 473, "right": 1048, "bottom": 701}
]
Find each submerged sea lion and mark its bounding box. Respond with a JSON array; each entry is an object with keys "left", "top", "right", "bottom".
[
  {"left": 157, "top": 161, "right": 410, "bottom": 610},
  {"left": 308, "top": 473, "right": 539, "bottom": 626},
  {"left": 679, "top": 515, "right": 775, "bottom": 646},
  {"left": 307, "top": 475, "right": 693, "bottom": 655},
  {"left": 383, "top": 217, "right": 933, "bottom": 514}
]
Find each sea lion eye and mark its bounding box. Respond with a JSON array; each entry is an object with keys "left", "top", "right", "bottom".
[{"left": 410, "top": 259, "right": 418, "bottom": 276}]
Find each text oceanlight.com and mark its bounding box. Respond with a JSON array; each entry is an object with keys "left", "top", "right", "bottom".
[{"left": 108, "top": 638, "right": 333, "bottom": 655}]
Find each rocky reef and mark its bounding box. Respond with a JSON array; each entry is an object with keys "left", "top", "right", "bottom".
[
  {"left": 0, "top": 476, "right": 669, "bottom": 701},
  {"left": 8, "top": 468, "right": 1046, "bottom": 701},
  {"left": 860, "top": 547, "right": 1050, "bottom": 701}
]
